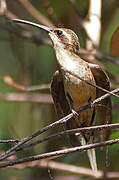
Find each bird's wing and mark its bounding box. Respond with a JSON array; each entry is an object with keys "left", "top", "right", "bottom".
[
  {"left": 89, "top": 63, "right": 112, "bottom": 141},
  {"left": 51, "top": 70, "right": 98, "bottom": 173},
  {"left": 51, "top": 70, "right": 81, "bottom": 146},
  {"left": 51, "top": 70, "right": 70, "bottom": 118}
]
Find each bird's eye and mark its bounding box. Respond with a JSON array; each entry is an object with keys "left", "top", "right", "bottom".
[
  {"left": 56, "top": 30, "right": 63, "bottom": 36},
  {"left": 76, "top": 45, "right": 79, "bottom": 51}
]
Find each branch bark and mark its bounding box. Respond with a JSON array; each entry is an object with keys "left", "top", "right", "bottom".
[
  {"left": 0, "top": 138, "right": 119, "bottom": 169},
  {"left": 0, "top": 87, "right": 117, "bottom": 161},
  {"left": 18, "top": 0, "right": 55, "bottom": 27},
  {"left": 0, "top": 93, "right": 52, "bottom": 103}
]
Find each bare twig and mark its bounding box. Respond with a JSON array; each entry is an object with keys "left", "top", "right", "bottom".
[
  {"left": 18, "top": 0, "right": 55, "bottom": 27},
  {"left": 1, "top": 21, "right": 119, "bottom": 65},
  {"left": 41, "top": 0, "right": 57, "bottom": 25},
  {"left": 3, "top": 76, "right": 50, "bottom": 91},
  {"left": 0, "top": 87, "right": 117, "bottom": 161},
  {"left": 0, "top": 22, "right": 51, "bottom": 46},
  {"left": 5, "top": 10, "right": 19, "bottom": 21},
  {"left": 0, "top": 0, "right": 26, "bottom": 29},
  {"left": 92, "top": 88, "right": 119, "bottom": 103},
  {"left": 95, "top": 49, "right": 119, "bottom": 65},
  {"left": 0, "top": 138, "right": 119, "bottom": 168},
  {"left": 29, "top": 160, "right": 119, "bottom": 179},
  {"left": 5, "top": 159, "right": 119, "bottom": 178},
  {"left": 69, "top": 0, "right": 84, "bottom": 26},
  {"left": 14, "top": 123, "right": 119, "bottom": 153},
  {"left": 0, "top": 108, "right": 73, "bottom": 161},
  {"left": 0, "top": 139, "right": 20, "bottom": 143},
  {"left": 79, "top": 49, "right": 119, "bottom": 65},
  {"left": 0, "top": 1, "right": 118, "bottom": 66},
  {"left": 65, "top": 69, "right": 119, "bottom": 98},
  {"left": 11, "top": 160, "right": 102, "bottom": 178},
  {"left": 0, "top": 122, "right": 118, "bottom": 159},
  {"left": 0, "top": 93, "right": 52, "bottom": 103}
]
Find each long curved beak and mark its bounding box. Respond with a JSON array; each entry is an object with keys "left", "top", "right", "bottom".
[{"left": 12, "top": 19, "right": 51, "bottom": 33}]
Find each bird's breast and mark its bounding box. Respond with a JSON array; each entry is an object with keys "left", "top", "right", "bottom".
[
  {"left": 56, "top": 49, "right": 96, "bottom": 109},
  {"left": 63, "top": 64, "right": 96, "bottom": 110},
  {"left": 56, "top": 49, "right": 96, "bottom": 127},
  {"left": 63, "top": 65, "right": 96, "bottom": 127}
]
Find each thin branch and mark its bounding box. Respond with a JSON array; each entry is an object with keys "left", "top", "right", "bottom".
[
  {"left": 0, "top": 1, "right": 26, "bottom": 29},
  {"left": 0, "top": 93, "right": 52, "bottom": 103},
  {"left": 0, "top": 138, "right": 119, "bottom": 168},
  {"left": 41, "top": 0, "right": 57, "bottom": 25},
  {"left": 0, "top": 122, "right": 118, "bottom": 159},
  {"left": 3, "top": 76, "right": 50, "bottom": 91},
  {"left": 0, "top": 104, "right": 91, "bottom": 161},
  {"left": 70, "top": 0, "right": 81, "bottom": 19},
  {"left": 0, "top": 85, "right": 117, "bottom": 161},
  {"left": 107, "top": 172, "right": 119, "bottom": 179},
  {"left": 4, "top": 10, "right": 27, "bottom": 29},
  {"left": 1, "top": 22, "right": 119, "bottom": 65},
  {"left": 79, "top": 48, "right": 119, "bottom": 65},
  {"left": 0, "top": 1, "right": 118, "bottom": 66},
  {"left": 18, "top": 0, "right": 55, "bottom": 28},
  {"left": 0, "top": 139, "right": 20, "bottom": 143},
  {"left": 71, "top": 0, "right": 119, "bottom": 66},
  {"left": 14, "top": 123, "right": 119, "bottom": 153},
  {"left": 27, "top": 160, "right": 119, "bottom": 179},
  {"left": 92, "top": 88, "right": 119, "bottom": 103},
  {"left": 0, "top": 109, "right": 73, "bottom": 161},
  {"left": 0, "top": 22, "right": 51, "bottom": 46},
  {"left": 70, "top": 0, "right": 119, "bottom": 65},
  {"left": 0, "top": 86, "right": 117, "bottom": 161},
  {"left": 95, "top": 49, "right": 119, "bottom": 65},
  {"left": 11, "top": 160, "right": 103, "bottom": 178},
  {"left": 65, "top": 69, "right": 119, "bottom": 98},
  {"left": 5, "top": 159, "right": 119, "bottom": 178}
]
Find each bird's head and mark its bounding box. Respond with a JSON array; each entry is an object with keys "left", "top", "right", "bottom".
[
  {"left": 49, "top": 28, "right": 80, "bottom": 54},
  {"left": 12, "top": 19, "right": 80, "bottom": 54}
]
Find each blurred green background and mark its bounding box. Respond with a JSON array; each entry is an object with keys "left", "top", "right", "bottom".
[{"left": 0, "top": 0, "right": 119, "bottom": 179}]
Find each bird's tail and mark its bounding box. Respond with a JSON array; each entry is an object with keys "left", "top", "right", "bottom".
[
  {"left": 87, "top": 147, "right": 97, "bottom": 174},
  {"left": 80, "top": 135, "right": 98, "bottom": 176}
]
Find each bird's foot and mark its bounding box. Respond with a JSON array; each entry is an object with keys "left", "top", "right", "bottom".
[
  {"left": 72, "top": 109, "right": 79, "bottom": 118},
  {"left": 88, "top": 97, "right": 93, "bottom": 108}
]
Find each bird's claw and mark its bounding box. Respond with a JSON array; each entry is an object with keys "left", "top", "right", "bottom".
[{"left": 72, "top": 109, "right": 79, "bottom": 118}]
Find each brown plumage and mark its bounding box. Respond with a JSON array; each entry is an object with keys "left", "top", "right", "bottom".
[
  {"left": 49, "top": 27, "right": 112, "bottom": 174},
  {"left": 51, "top": 28, "right": 80, "bottom": 54},
  {"left": 12, "top": 19, "right": 112, "bottom": 175}
]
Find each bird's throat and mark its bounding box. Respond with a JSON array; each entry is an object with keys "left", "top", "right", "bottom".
[{"left": 55, "top": 47, "right": 83, "bottom": 72}]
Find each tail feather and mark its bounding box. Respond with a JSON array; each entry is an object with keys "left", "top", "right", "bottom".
[
  {"left": 87, "top": 148, "right": 97, "bottom": 174},
  {"left": 80, "top": 135, "right": 98, "bottom": 176}
]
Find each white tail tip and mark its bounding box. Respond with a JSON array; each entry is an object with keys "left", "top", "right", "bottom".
[{"left": 87, "top": 148, "right": 98, "bottom": 177}]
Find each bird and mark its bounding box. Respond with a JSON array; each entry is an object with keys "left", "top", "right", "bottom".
[{"left": 12, "top": 19, "right": 112, "bottom": 175}]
